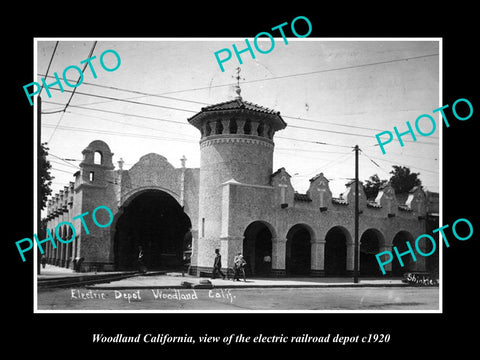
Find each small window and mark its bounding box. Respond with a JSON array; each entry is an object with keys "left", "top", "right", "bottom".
[
  {"left": 215, "top": 120, "right": 223, "bottom": 135},
  {"left": 89, "top": 171, "right": 94, "bottom": 182},
  {"left": 94, "top": 151, "right": 102, "bottom": 165},
  {"left": 229, "top": 118, "right": 237, "bottom": 134},
  {"left": 244, "top": 120, "right": 251, "bottom": 135}
]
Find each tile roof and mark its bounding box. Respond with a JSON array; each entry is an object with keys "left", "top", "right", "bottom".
[
  {"left": 188, "top": 98, "right": 287, "bottom": 131},
  {"left": 294, "top": 192, "right": 311, "bottom": 202},
  {"left": 332, "top": 197, "right": 348, "bottom": 205},
  {"left": 367, "top": 201, "right": 382, "bottom": 208},
  {"left": 201, "top": 99, "right": 280, "bottom": 115}
]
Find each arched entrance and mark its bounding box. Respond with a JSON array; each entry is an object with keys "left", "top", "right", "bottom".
[
  {"left": 113, "top": 190, "right": 191, "bottom": 270},
  {"left": 243, "top": 221, "right": 273, "bottom": 276},
  {"left": 392, "top": 231, "right": 415, "bottom": 276},
  {"left": 324, "top": 226, "right": 349, "bottom": 276},
  {"left": 286, "top": 224, "right": 312, "bottom": 275},
  {"left": 360, "top": 229, "right": 385, "bottom": 276}
]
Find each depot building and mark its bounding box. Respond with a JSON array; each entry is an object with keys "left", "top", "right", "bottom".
[{"left": 43, "top": 89, "right": 439, "bottom": 277}]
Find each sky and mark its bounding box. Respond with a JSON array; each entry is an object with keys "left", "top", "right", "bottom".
[{"left": 35, "top": 38, "right": 440, "bottom": 209}]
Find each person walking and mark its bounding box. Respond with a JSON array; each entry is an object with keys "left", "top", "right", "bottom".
[
  {"left": 212, "top": 248, "right": 225, "bottom": 279},
  {"left": 233, "top": 253, "right": 246, "bottom": 281}
]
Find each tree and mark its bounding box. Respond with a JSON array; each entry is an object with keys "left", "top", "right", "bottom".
[
  {"left": 39, "top": 142, "right": 54, "bottom": 211},
  {"left": 364, "top": 174, "right": 388, "bottom": 199},
  {"left": 364, "top": 166, "right": 422, "bottom": 199},
  {"left": 389, "top": 165, "right": 421, "bottom": 194}
]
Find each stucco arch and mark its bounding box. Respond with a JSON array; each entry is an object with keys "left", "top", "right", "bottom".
[
  {"left": 243, "top": 220, "right": 276, "bottom": 276},
  {"left": 285, "top": 223, "right": 316, "bottom": 275},
  {"left": 360, "top": 228, "right": 386, "bottom": 276},
  {"left": 324, "top": 225, "right": 352, "bottom": 276},
  {"left": 121, "top": 186, "right": 181, "bottom": 208},
  {"left": 285, "top": 222, "right": 317, "bottom": 243},
  {"left": 111, "top": 187, "right": 191, "bottom": 270}
]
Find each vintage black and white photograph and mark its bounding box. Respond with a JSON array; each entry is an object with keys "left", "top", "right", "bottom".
[{"left": 31, "top": 38, "right": 442, "bottom": 312}]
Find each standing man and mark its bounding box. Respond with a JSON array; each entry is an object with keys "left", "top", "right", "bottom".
[{"left": 212, "top": 248, "right": 225, "bottom": 279}]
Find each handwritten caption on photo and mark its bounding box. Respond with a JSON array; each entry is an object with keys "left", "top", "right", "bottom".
[{"left": 71, "top": 288, "right": 236, "bottom": 304}]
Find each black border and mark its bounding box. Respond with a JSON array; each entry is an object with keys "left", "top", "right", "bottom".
[{"left": 8, "top": 5, "right": 478, "bottom": 354}]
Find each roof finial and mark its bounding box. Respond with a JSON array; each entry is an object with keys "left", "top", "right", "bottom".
[{"left": 233, "top": 67, "right": 244, "bottom": 100}]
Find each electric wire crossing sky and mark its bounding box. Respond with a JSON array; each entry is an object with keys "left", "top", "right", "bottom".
[
  {"left": 23, "top": 49, "right": 121, "bottom": 106},
  {"left": 375, "top": 98, "right": 473, "bottom": 155}
]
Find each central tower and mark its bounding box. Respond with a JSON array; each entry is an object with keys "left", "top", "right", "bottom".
[{"left": 187, "top": 87, "right": 287, "bottom": 274}]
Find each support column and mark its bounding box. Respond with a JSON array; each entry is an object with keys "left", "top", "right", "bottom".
[
  {"left": 346, "top": 242, "right": 355, "bottom": 276},
  {"left": 271, "top": 237, "right": 286, "bottom": 277},
  {"left": 379, "top": 245, "right": 393, "bottom": 275},
  {"left": 220, "top": 236, "right": 244, "bottom": 270},
  {"left": 236, "top": 119, "right": 245, "bottom": 135},
  {"left": 221, "top": 119, "right": 230, "bottom": 135},
  {"left": 250, "top": 120, "right": 260, "bottom": 136},
  {"left": 411, "top": 241, "right": 427, "bottom": 272},
  {"left": 310, "top": 239, "right": 325, "bottom": 276}
]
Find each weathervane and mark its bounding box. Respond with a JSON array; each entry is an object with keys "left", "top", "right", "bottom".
[{"left": 233, "top": 67, "right": 244, "bottom": 100}]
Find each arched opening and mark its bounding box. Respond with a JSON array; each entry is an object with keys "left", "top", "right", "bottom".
[
  {"left": 360, "top": 229, "right": 385, "bottom": 276},
  {"left": 324, "top": 226, "right": 349, "bottom": 276},
  {"left": 94, "top": 151, "right": 102, "bottom": 165},
  {"left": 392, "top": 231, "right": 415, "bottom": 276},
  {"left": 286, "top": 224, "right": 312, "bottom": 276},
  {"left": 113, "top": 190, "right": 191, "bottom": 271},
  {"left": 229, "top": 118, "right": 237, "bottom": 134},
  {"left": 243, "top": 221, "right": 273, "bottom": 276}
]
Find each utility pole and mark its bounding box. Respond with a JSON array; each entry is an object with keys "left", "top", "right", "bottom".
[
  {"left": 37, "top": 95, "right": 42, "bottom": 275},
  {"left": 353, "top": 144, "right": 359, "bottom": 284}
]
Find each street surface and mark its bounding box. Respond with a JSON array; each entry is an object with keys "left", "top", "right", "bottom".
[{"left": 37, "top": 286, "right": 439, "bottom": 311}]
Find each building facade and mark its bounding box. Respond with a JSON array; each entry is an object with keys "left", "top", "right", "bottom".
[{"left": 43, "top": 94, "right": 438, "bottom": 277}]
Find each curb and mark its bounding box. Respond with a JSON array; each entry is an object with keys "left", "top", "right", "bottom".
[
  {"left": 86, "top": 281, "right": 411, "bottom": 290},
  {"left": 37, "top": 271, "right": 165, "bottom": 288}
]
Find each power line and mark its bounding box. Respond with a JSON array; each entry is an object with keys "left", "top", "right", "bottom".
[
  {"left": 45, "top": 87, "right": 198, "bottom": 113},
  {"left": 38, "top": 73, "right": 210, "bottom": 106},
  {"left": 157, "top": 53, "right": 440, "bottom": 95},
  {"left": 42, "top": 88, "right": 438, "bottom": 145},
  {"left": 40, "top": 72, "right": 439, "bottom": 139},
  {"left": 39, "top": 41, "right": 59, "bottom": 96},
  {"left": 42, "top": 123, "right": 198, "bottom": 143},
  {"left": 38, "top": 53, "right": 438, "bottom": 99},
  {"left": 48, "top": 153, "right": 80, "bottom": 169},
  {"left": 363, "top": 150, "right": 439, "bottom": 175},
  {"left": 43, "top": 100, "right": 190, "bottom": 126},
  {"left": 42, "top": 100, "right": 438, "bottom": 153},
  {"left": 43, "top": 98, "right": 438, "bottom": 146},
  {"left": 60, "top": 109, "right": 198, "bottom": 139},
  {"left": 47, "top": 41, "right": 97, "bottom": 144}
]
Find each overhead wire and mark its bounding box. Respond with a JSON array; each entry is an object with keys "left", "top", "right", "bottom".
[
  {"left": 46, "top": 41, "right": 97, "bottom": 144},
  {"left": 39, "top": 41, "right": 59, "bottom": 96},
  {"left": 154, "top": 53, "right": 440, "bottom": 96},
  {"left": 38, "top": 52, "right": 440, "bottom": 144}
]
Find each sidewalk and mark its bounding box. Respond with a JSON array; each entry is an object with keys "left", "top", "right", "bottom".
[
  {"left": 89, "top": 273, "right": 406, "bottom": 290},
  {"left": 37, "top": 264, "right": 408, "bottom": 289}
]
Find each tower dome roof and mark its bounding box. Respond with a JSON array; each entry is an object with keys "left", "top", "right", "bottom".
[{"left": 187, "top": 98, "right": 287, "bottom": 132}]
